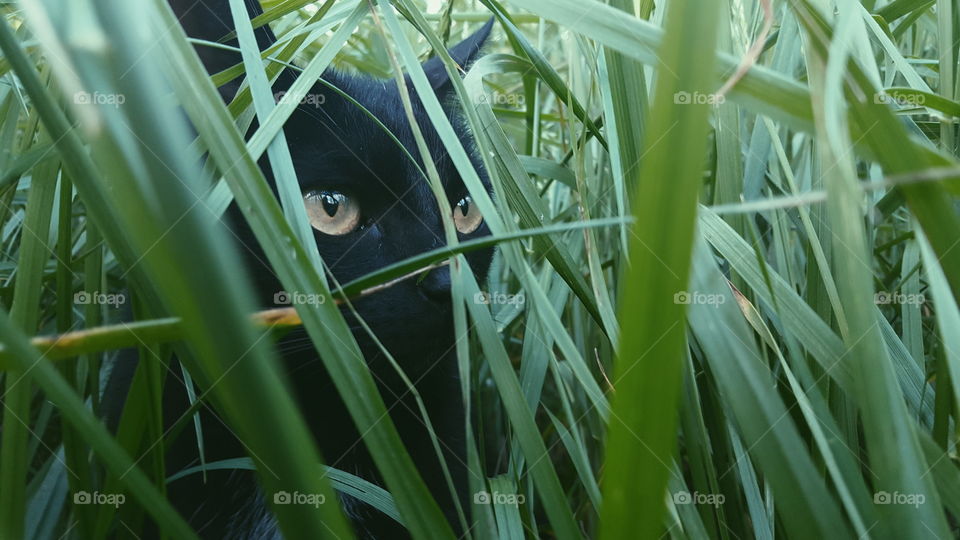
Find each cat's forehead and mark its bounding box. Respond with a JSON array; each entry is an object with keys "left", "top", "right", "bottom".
[{"left": 286, "top": 75, "right": 458, "bottom": 196}]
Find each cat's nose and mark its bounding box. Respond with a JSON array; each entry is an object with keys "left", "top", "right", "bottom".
[{"left": 419, "top": 266, "right": 451, "bottom": 302}]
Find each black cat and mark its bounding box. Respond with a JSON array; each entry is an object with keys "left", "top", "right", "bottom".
[{"left": 109, "top": 1, "right": 495, "bottom": 538}]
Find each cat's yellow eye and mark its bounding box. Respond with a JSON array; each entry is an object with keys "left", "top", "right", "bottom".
[
  {"left": 304, "top": 190, "right": 361, "bottom": 236},
  {"left": 453, "top": 196, "right": 483, "bottom": 234}
]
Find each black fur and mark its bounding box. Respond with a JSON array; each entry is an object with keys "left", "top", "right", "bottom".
[{"left": 150, "top": 1, "right": 494, "bottom": 538}]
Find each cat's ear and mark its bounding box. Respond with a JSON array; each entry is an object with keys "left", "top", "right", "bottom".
[
  {"left": 421, "top": 18, "right": 494, "bottom": 95},
  {"left": 168, "top": 0, "right": 282, "bottom": 102}
]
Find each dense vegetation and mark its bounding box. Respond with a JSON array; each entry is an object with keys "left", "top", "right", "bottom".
[{"left": 1, "top": 0, "right": 959, "bottom": 538}]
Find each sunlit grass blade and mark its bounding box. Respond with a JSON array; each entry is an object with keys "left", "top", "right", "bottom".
[{"left": 599, "top": 0, "right": 720, "bottom": 537}]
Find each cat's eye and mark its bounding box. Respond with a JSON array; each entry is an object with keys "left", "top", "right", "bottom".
[
  {"left": 453, "top": 196, "right": 483, "bottom": 234},
  {"left": 304, "top": 190, "right": 361, "bottom": 236}
]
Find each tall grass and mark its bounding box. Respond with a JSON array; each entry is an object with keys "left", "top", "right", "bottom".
[{"left": 0, "top": 0, "right": 959, "bottom": 538}]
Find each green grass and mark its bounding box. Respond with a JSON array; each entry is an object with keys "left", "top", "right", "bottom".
[{"left": 1, "top": 0, "right": 959, "bottom": 538}]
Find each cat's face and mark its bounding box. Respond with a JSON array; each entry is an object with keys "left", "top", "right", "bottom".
[
  {"left": 237, "top": 24, "right": 496, "bottom": 363},
  {"left": 277, "top": 73, "right": 494, "bottom": 359},
  {"left": 174, "top": 0, "right": 495, "bottom": 359}
]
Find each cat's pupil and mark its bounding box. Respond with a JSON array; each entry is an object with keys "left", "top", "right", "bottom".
[
  {"left": 458, "top": 198, "right": 470, "bottom": 215},
  {"left": 321, "top": 192, "right": 340, "bottom": 217}
]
